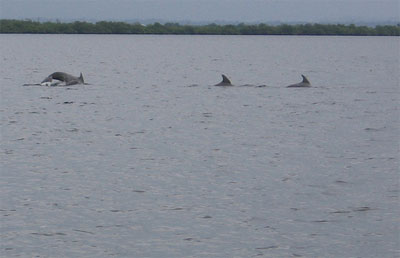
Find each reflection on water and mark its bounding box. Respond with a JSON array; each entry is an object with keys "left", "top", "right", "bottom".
[{"left": 1, "top": 35, "right": 399, "bottom": 257}]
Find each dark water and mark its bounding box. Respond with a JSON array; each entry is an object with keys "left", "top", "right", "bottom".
[{"left": 1, "top": 35, "right": 399, "bottom": 257}]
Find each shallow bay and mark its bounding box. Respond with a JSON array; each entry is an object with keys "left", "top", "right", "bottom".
[{"left": 1, "top": 35, "right": 399, "bottom": 257}]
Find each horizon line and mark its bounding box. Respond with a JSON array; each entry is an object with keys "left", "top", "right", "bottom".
[{"left": 3, "top": 17, "right": 399, "bottom": 26}]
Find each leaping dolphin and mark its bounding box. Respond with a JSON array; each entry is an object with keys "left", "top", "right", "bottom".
[
  {"left": 286, "top": 74, "right": 311, "bottom": 88},
  {"left": 41, "top": 72, "right": 84, "bottom": 86},
  {"left": 215, "top": 74, "right": 233, "bottom": 86}
]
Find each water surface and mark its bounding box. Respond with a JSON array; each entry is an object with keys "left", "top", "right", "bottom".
[{"left": 1, "top": 35, "right": 399, "bottom": 257}]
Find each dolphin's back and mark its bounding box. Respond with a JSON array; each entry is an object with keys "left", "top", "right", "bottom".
[
  {"left": 50, "top": 72, "right": 75, "bottom": 82},
  {"left": 42, "top": 72, "right": 84, "bottom": 85}
]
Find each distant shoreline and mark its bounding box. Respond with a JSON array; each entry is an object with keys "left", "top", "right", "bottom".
[{"left": 1, "top": 20, "right": 399, "bottom": 36}]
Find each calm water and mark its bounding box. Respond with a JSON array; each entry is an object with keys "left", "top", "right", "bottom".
[{"left": 1, "top": 35, "right": 399, "bottom": 257}]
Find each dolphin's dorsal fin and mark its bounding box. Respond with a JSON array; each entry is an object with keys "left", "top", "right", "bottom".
[
  {"left": 79, "top": 72, "right": 84, "bottom": 83},
  {"left": 301, "top": 74, "right": 310, "bottom": 84},
  {"left": 221, "top": 74, "right": 231, "bottom": 84}
]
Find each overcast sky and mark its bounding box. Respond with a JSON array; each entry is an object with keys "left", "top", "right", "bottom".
[{"left": 1, "top": 0, "right": 399, "bottom": 24}]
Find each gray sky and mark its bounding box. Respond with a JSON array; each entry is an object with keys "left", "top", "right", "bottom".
[{"left": 1, "top": 0, "right": 399, "bottom": 24}]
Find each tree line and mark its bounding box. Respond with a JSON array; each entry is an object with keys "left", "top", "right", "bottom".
[{"left": 1, "top": 19, "right": 399, "bottom": 36}]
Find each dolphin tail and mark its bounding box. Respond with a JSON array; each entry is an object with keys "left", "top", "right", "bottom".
[{"left": 301, "top": 74, "right": 310, "bottom": 84}]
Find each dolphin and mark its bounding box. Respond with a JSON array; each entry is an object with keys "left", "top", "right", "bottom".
[
  {"left": 215, "top": 74, "right": 233, "bottom": 86},
  {"left": 41, "top": 72, "right": 84, "bottom": 86},
  {"left": 286, "top": 74, "right": 311, "bottom": 88}
]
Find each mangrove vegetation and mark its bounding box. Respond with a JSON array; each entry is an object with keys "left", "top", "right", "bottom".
[{"left": 1, "top": 19, "right": 399, "bottom": 36}]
